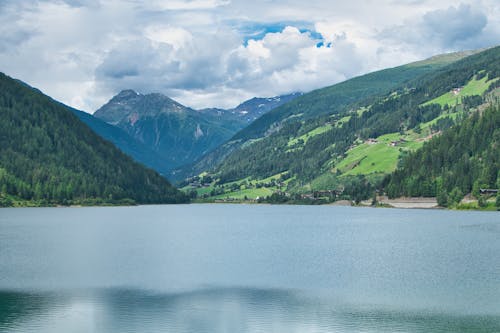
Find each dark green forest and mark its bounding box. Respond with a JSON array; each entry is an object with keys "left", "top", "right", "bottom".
[
  {"left": 0, "top": 73, "right": 188, "bottom": 206},
  {"left": 384, "top": 103, "right": 500, "bottom": 207}
]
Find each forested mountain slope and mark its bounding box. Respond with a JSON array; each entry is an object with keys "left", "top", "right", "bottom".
[
  {"left": 384, "top": 101, "right": 499, "bottom": 207},
  {"left": 94, "top": 90, "right": 234, "bottom": 172},
  {"left": 183, "top": 46, "right": 499, "bottom": 203},
  {"left": 94, "top": 90, "right": 300, "bottom": 174},
  {"left": 0, "top": 73, "right": 188, "bottom": 206},
  {"left": 176, "top": 50, "right": 478, "bottom": 182},
  {"left": 71, "top": 108, "right": 170, "bottom": 176},
  {"left": 232, "top": 50, "right": 479, "bottom": 141}
]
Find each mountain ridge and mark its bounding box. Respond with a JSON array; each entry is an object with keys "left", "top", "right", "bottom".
[
  {"left": 92, "top": 90, "right": 301, "bottom": 175},
  {"left": 180, "top": 46, "right": 499, "bottom": 205},
  {"left": 174, "top": 49, "right": 482, "bottom": 182},
  {"left": 0, "top": 72, "right": 188, "bottom": 206}
]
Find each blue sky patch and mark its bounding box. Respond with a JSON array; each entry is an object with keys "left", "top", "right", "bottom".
[
  {"left": 234, "top": 21, "right": 324, "bottom": 45},
  {"left": 316, "top": 41, "right": 332, "bottom": 48}
]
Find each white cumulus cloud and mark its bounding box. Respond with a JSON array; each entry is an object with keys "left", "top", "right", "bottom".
[{"left": 0, "top": 0, "right": 498, "bottom": 112}]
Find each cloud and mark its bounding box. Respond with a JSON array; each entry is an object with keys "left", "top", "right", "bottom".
[
  {"left": 422, "top": 4, "right": 487, "bottom": 47},
  {"left": 93, "top": 25, "right": 366, "bottom": 109},
  {"left": 0, "top": 0, "right": 499, "bottom": 112},
  {"left": 95, "top": 28, "right": 240, "bottom": 94},
  {"left": 0, "top": 1, "right": 36, "bottom": 51},
  {"left": 129, "top": 0, "right": 231, "bottom": 11},
  {"left": 232, "top": 21, "right": 321, "bottom": 44},
  {"left": 379, "top": 3, "right": 494, "bottom": 55},
  {"left": 0, "top": 28, "right": 34, "bottom": 52},
  {"left": 59, "top": 0, "right": 101, "bottom": 8},
  {"left": 225, "top": 27, "right": 363, "bottom": 93}
]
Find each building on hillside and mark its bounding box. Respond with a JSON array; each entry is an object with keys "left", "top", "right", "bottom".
[{"left": 479, "top": 188, "right": 498, "bottom": 195}]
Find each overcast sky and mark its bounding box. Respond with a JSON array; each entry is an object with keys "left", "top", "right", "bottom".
[{"left": 1, "top": 0, "right": 499, "bottom": 112}]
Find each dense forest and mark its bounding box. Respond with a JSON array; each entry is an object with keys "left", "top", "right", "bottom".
[
  {"left": 0, "top": 73, "right": 188, "bottom": 206},
  {"left": 71, "top": 107, "right": 172, "bottom": 177},
  {"left": 384, "top": 102, "right": 500, "bottom": 207}
]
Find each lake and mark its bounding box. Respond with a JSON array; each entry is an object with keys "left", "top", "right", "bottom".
[{"left": 0, "top": 204, "right": 499, "bottom": 332}]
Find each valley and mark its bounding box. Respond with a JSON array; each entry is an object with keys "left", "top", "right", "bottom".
[
  {"left": 2, "top": 2, "right": 500, "bottom": 332},
  {"left": 92, "top": 90, "right": 301, "bottom": 175},
  {"left": 1, "top": 47, "right": 499, "bottom": 209},
  {"left": 181, "top": 47, "right": 500, "bottom": 209}
]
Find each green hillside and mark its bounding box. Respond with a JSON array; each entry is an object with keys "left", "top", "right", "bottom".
[
  {"left": 232, "top": 50, "right": 480, "bottom": 141},
  {"left": 0, "top": 73, "right": 188, "bottom": 207},
  {"left": 385, "top": 102, "right": 500, "bottom": 208},
  {"left": 183, "top": 46, "right": 500, "bottom": 204},
  {"left": 423, "top": 75, "right": 499, "bottom": 107},
  {"left": 175, "top": 50, "right": 478, "bottom": 182}
]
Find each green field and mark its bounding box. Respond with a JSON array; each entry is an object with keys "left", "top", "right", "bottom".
[
  {"left": 419, "top": 110, "right": 462, "bottom": 132},
  {"left": 212, "top": 187, "right": 273, "bottom": 200},
  {"left": 192, "top": 186, "right": 215, "bottom": 196},
  {"left": 249, "top": 172, "right": 289, "bottom": 184},
  {"left": 406, "top": 50, "right": 479, "bottom": 68},
  {"left": 333, "top": 132, "right": 425, "bottom": 176},
  {"left": 287, "top": 124, "right": 332, "bottom": 146},
  {"left": 423, "top": 75, "right": 498, "bottom": 107},
  {"left": 286, "top": 107, "right": 370, "bottom": 148},
  {"left": 190, "top": 108, "right": 490, "bottom": 201},
  {"left": 184, "top": 171, "right": 293, "bottom": 200},
  {"left": 334, "top": 115, "right": 352, "bottom": 128},
  {"left": 335, "top": 143, "right": 400, "bottom": 175}
]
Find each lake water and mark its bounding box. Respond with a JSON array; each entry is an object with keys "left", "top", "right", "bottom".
[{"left": 0, "top": 204, "right": 499, "bottom": 332}]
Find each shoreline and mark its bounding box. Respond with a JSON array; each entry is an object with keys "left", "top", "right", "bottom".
[{"left": 2, "top": 197, "right": 497, "bottom": 212}]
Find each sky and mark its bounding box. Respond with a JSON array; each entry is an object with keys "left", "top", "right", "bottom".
[{"left": 1, "top": 0, "right": 499, "bottom": 113}]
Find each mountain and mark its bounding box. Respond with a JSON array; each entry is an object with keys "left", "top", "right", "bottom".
[
  {"left": 93, "top": 90, "right": 300, "bottom": 174},
  {"left": 0, "top": 73, "right": 188, "bottom": 207},
  {"left": 93, "top": 90, "right": 234, "bottom": 173},
  {"left": 232, "top": 93, "right": 303, "bottom": 121},
  {"left": 232, "top": 50, "right": 481, "bottom": 142},
  {"left": 200, "top": 93, "right": 302, "bottom": 125},
  {"left": 71, "top": 108, "right": 169, "bottom": 175},
  {"left": 181, "top": 47, "right": 499, "bottom": 203},
  {"left": 175, "top": 49, "right": 480, "bottom": 183}
]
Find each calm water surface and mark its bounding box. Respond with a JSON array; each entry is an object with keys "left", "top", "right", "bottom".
[{"left": 0, "top": 204, "right": 499, "bottom": 332}]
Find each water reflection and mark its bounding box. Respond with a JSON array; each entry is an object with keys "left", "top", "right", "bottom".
[{"left": 1, "top": 288, "right": 499, "bottom": 333}]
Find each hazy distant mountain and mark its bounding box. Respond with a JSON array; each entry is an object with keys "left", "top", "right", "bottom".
[
  {"left": 200, "top": 93, "right": 302, "bottom": 125},
  {"left": 93, "top": 90, "right": 301, "bottom": 174}
]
